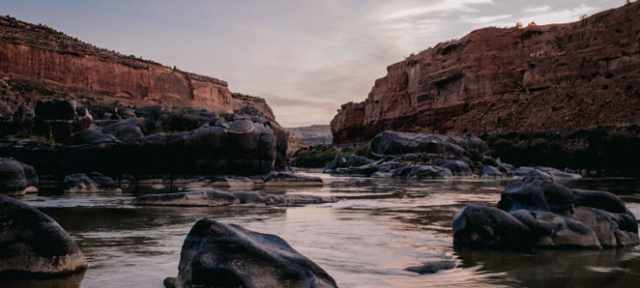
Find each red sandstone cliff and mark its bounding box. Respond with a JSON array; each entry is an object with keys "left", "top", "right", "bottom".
[
  {"left": 0, "top": 15, "right": 232, "bottom": 113},
  {"left": 331, "top": 2, "right": 640, "bottom": 143}
]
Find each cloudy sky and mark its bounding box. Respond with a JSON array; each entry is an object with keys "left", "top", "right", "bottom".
[{"left": 2, "top": 0, "right": 627, "bottom": 127}]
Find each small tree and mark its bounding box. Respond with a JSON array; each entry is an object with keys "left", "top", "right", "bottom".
[
  {"left": 527, "top": 21, "right": 537, "bottom": 27},
  {"left": 579, "top": 14, "right": 588, "bottom": 20},
  {"left": 516, "top": 22, "right": 523, "bottom": 29}
]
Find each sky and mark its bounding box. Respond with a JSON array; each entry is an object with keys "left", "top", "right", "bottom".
[{"left": 1, "top": 0, "right": 628, "bottom": 127}]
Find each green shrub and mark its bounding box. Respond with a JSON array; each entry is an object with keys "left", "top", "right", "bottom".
[
  {"left": 354, "top": 143, "right": 371, "bottom": 157},
  {"left": 218, "top": 110, "right": 227, "bottom": 117},
  {"left": 91, "top": 100, "right": 112, "bottom": 107}
]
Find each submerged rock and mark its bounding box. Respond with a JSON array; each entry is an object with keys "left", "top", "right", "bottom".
[
  {"left": 127, "top": 190, "right": 239, "bottom": 207},
  {"left": 405, "top": 260, "right": 457, "bottom": 274},
  {"left": 0, "top": 157, "right": 38, "bottom": 196},
  {"left": 480, "top": 166, "right": 504, "bottom": 178},
  {"left": 63, "top": 172, "right": 121, "bottom": 193},
  {"left": 164, "top": 218, "right": 338, "bottom": 288},
  {"left": 407, "top": 165, "right": 453, "bottom": 179},
  {"left": 263, "top": 172, "right": 323, "bottom": 187},
  {"left": 209, "top": 176, "right": 255, "bottom": 190},
  {"left": 453, "top": 170, "right": 639, "bottom": 249},
  {"left": 125, "top": 189, "right": 336, "bottom": 207},
  {"left": 0, "top": 194, "right": 87, "bottom": 276}
]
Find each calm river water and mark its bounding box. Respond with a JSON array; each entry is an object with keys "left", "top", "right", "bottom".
[{"left": 3, "top": 174, "right": 640, "bottom": 288}]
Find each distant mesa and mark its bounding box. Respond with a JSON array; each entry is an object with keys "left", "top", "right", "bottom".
[
  {"left": 286, "top": 124, "right": 332, "bottom": 146},
  {"left": 331, "top": 2, "right": 640, "bottom": 144}
]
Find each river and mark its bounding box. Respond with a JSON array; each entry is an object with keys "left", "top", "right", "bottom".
[{"left": 3, "top": 174, "right": 640, "bottom": 288}]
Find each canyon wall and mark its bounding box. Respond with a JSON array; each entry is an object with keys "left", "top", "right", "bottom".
[
  {"left": 231, "top": 93, "right": 276, "bottom": 120},
  {"left": 331, "top": 2, "right": 640, "bottom": 143},
  {"left": 0, "top": 15, "right": 232, "bottom": 113}
]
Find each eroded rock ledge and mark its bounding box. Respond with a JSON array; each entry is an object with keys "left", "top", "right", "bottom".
[{"left": 453, "top": 170, "right": 639, "bottom": 249}]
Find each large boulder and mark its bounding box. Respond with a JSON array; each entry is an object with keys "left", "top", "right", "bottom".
[
  {"left": 63, "top": 172, "right": 121, "bottom": 193},
  {"left": 165, "top": 218, "right": 338, "bottom": 288},
  {"left": 453, "top": 169, "right": 639, "bottom": 249},
  {"left": 101, "top": 117, "right": 144, "bottom": 141},
  {"left": 0, "top": 194, "right": 87, "bottom": 276},
  {"left": 330, "top": 166, "right": 379, "bottom": 177},
  {"left": 0, "top": 158, "right": 38, "bottom": 196}
]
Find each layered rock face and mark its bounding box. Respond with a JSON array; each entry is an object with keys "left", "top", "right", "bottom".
[
  {"left": 332, "top": 2, "right": 640, "bottom": 143},
  {"left": 232, "top": 93, "right": 276, "bottom": 120},
  {"left": 0, "top": 15, "right": 232, "bottom": 113}
]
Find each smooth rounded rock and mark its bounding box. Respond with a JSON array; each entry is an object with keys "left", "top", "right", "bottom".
[{"left": 0, "top": 194, "right": 87, "bottom": 276}]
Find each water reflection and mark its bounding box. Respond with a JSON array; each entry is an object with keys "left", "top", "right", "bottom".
[{"left": 3, "top": 176, "right": 639, "bottom": 288}]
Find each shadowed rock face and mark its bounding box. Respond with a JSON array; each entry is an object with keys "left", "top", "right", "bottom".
[
  {"left": 331, "top": 2, "right": 640, "bottom": 143},
  {"left": 0, "top": 112, "right": 288, "bottom": 177},
  {"left": 453, "top": 170, "right": 639, "bottom": 249},
  {"left": 166, "top": 218, "right": 338, "bottom": 288},
  {"left": 0, "top": 194, "right": 87, "bottom": 277},
  {"left": 371, "top": 131, "right": 489, "bottom": 159}
]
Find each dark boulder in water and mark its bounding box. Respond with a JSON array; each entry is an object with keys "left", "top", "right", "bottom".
[
  {"left": 63, "top": 172, "right": 121, "bottom": 193},
  {"left": 164, "top": 218, "right": 338, "bottom": 288},
  {"left": 0, "top": 157, "right": 38, "bottom": 196},
  {"left": 0, "top": 194, "right": 87, "bottom": 276},
  {"left": 453, "top": 169, "right": 639, "bottom": 249},
  {"left": 405, "top": 260, "right": 457, "bottom": 274}
]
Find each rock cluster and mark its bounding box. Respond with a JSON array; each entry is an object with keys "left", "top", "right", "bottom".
[
  {"left": 0, "top": 102, "right": 288, "bottom": 177},
  {"left": 164, "top": 218, "right": 338, "bottom": 288},
  {"left": 453, "top": 170, "right": 639, "bottom": 249}
]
